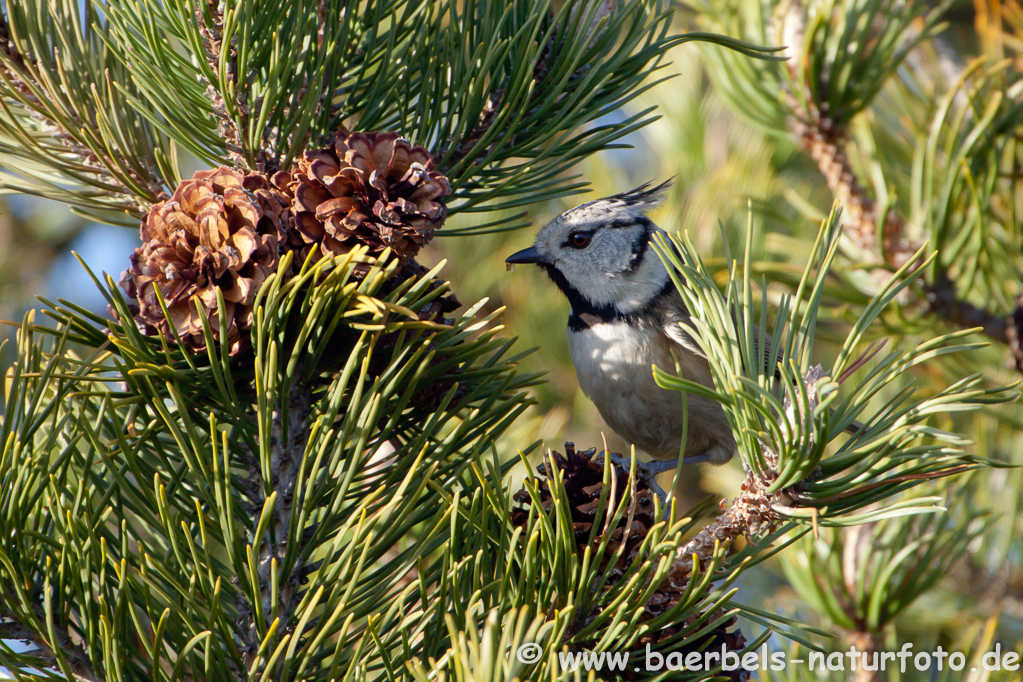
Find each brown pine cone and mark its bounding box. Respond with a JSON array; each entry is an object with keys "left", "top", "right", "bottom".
[
  {"left": 511, "top": 445, "right": 748, "bottom": 680},
  {"left": 284, "top": 131, "right": 451, "bottom": 262},
  {"left": 511, "top": 444, "right": 658, "bottom": 581},
  {"left": 118, "top": 167, "right": 291, "bottom": 355}
]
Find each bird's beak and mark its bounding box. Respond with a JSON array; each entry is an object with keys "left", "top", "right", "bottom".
[{"left": 505, "top": 246, "right": 550, "bottom": 266}]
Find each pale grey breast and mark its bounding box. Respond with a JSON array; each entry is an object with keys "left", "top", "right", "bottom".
[{"left": 566, "top": 314, "right": 735, "bottom": 463}]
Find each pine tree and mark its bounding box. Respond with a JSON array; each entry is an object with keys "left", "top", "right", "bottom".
[{"left": 0, "top": 1, "right": 1020, "bottom": 681}]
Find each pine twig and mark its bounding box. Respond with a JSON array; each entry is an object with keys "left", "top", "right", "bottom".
[
  {"left": 238, "top": 376, "right": 313, "bottom": 669},
  {"left": 925, "top": 274, "right": 1011, "bottom": 345},
  {"left": 793, "top": 120, "right": 909, "bottom": 264},
  {"left": 0, "top": 14, "right": 165, "bottom": 212},
  {"left": 670, "top": 366, "right": 825, "bottom": 578},
  {"left": 785, "top": 89, "right": 1022, "bottom": 369},
  {"left": 922, "top": 273, "right": 1023, "bottom": 374},
  {"left": 196, "top": 1, "right": 254, "bottom": 169},
  {"left": 670, "top": 469, "right": 781, "bottom": 577}
]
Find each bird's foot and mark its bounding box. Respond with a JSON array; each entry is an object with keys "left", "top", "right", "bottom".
[
  {"left": 595, "top": 451, "right": 715, "bottom": 518},
  {"left": 596, "top": 452, "right": 672, "bottom": 512},
  {"left": 679, "top": 451, "right": 714, "bottom": 465}
]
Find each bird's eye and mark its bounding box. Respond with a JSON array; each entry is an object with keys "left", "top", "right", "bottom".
[{"left": 569, "top": 232, "right": 592, "bottom": 249}]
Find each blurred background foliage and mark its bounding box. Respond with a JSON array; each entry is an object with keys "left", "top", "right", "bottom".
[{"left": 2, "top": 0, "right": 1023, "bottom": 674}]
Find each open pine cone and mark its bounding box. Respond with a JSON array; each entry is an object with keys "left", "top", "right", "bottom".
[
  {"left": 118, "top": 167, "right": 291, "bottom": 355},
  {"left": 285, "top": 131, "right": 451, "bottom": 262}
]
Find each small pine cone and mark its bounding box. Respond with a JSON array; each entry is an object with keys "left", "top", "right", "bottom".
[
  {"left": 512, "top": 446, "right": 748, "bottom": 678},
  {"left": 119, "top": 167, "right": 291, "bottom": 355},
  {"left": 285, "top": 131, "right": 451, "bottom": 262},
  {"left": 510, "top": 445, "right": 658, "bottom": 581}
]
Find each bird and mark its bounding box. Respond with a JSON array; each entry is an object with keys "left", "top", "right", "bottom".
[{"left": 505, "top": 179, "right": 739, "bottom": 502}]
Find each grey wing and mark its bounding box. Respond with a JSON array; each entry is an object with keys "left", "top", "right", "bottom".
[
  {"left": 654, "top": 288, "right": 780, "bottom": 377},
  {"left": 653, "top": 289, "right": 706, "bottom": 359}
]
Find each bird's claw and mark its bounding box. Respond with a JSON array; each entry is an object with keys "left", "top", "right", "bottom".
[{"left": 595, "top": 451, "right": 671, "bottom": 513}]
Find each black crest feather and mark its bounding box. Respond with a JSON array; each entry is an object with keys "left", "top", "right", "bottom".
[{"left": 608, "top": 177, "right": 673, "bottom": 208}]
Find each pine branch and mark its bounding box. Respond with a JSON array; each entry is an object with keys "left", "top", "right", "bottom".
[
  {"left": 785, "top": 96, "right": 1021, "bottom": 358},
  {"left": 0, "top": 3, "right": 170, "bottom": 222},
  {"left": 781, "top": 70, "right": 1018, "bottom": 356},
  {"left": 196, "top": 0, "right": 248, "bottom": 167},
  {"left": 790, "top": 112, "right": 1020, "bottom": 361},
  {"left": 775, "top": 1, "right": 919, "bottom": 266},
  {"left": 770, "top": 1, "right": 1023, "bottom": 369},
  {"left": 235, "top": 375, "right": 314, "bottom": 668},
  {"left": 698, "top": 0, "right": 1023, "bottom": 370}
]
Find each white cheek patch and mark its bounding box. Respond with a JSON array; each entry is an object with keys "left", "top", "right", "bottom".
[
  {"left": 611, "top": 252, "right": 669, "bottom": 314},
  {"left": 536, "top": 219, "right": 671, "bottom": 314}
]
